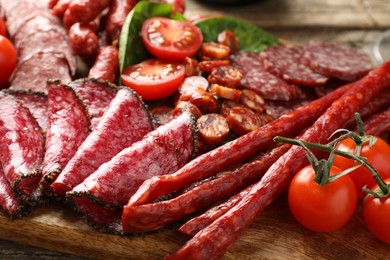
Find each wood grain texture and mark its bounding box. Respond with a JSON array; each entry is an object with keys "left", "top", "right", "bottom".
[
  {"left": 0, "top": 197, "right": 388, "bottom": 259},
  {"left": 186, "top": 0, "right": 390, "bottom": 29},
  {"left": 1, "top": 0, "right": 390, "bottom": 258}
]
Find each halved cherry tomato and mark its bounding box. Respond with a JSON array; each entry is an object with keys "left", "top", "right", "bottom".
[
  {"left": 288, "top": 165, "right": 357, "bottom": 233},
  {"left": 333, "top": 137, "right": 390, "bottom": 199},
  {"left": 363, "top": 178, "right": 390, "bottom": 245},
  {"left": 141, "top": 17, "right": 203, "bottom": 61},
  {"left": 0, "top": 18, "right": 7, "bottom": 37},
  {"left": 121, "top": 58, "right": 185, "bottom": 100},
  {"left": 0, "top": 35, "right": 17, "bottom": 85}
]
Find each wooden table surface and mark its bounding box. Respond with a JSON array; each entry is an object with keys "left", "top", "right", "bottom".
[{"left": 1, "top": 0, "right": 390, "bottom": 259}]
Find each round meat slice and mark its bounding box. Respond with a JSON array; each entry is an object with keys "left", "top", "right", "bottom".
[
  {"left": 260, "top": 45, "right": 329, "bottom": 87},
  {"left": 10, "top": 52, "right": 72, "bottom": 94},
  {"left": 16, "top": 29, "right": 76, "bottom": 75},
  {"left": 197, "top": 113, "right": 230, "bottom": 145},
  {"left": 303, "top": 40, "right": 374, "bottom": 81}
]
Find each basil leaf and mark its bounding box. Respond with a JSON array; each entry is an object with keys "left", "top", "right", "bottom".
[
  {"left": 118, "top": 1, "right": 172, "bottom": 73},
  {"left": 194, "top": 16, "right": 279, "bottom": 52}
]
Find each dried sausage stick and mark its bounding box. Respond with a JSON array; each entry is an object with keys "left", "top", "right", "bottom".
[
  {"left": 88, "top": 45, "right": 119, "bottom": 83},
  {"left": 363, "top": 106, "right": 390, "bottom": 137},
  {"left": 178, "top": 145, "right": 290, "bottom": 236},
  {"left": 105, "top": 0, "right": 138, "bottom": 43},
  {"left": 165, "top": 60, "right": 390, "bottom": 259},
  {"left": 128, "top": 83, "right": 351, "bottom": 207},
  {"left": 68, "top": 22, "right": 100, "bottom": 58},
  {"left": 63, "top": 0, "right": 112, "bottom": 29},
  {"left": 122, "top": 144, "right": 289, "bottom": 233}
]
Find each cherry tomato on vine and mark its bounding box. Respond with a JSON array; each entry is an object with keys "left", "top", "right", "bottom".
[
  {"left": 121, "top": 58, "right": 185, "bottom": 100},
  {"left": 141, "top": 17, "right": 203, "bottom": 61},
  {"left": 333, "top": 137, "right": 390, "bottom": 199},
  {"left": 0, "top": 35, "right": 17, "bottom": 85},
  {"left": 363, "top": 178, "right": 390, "bottom": 245},
  {"left": 0, "top": 18, "right": 7, "bottom": 37},
  {"left": 288, "top": 165, "right": 357, "bottom": 233}
]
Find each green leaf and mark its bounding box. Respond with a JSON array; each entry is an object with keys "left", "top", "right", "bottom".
[
  {"left": 118, "top": 1, "right": 173, "bottom": 73},
  {"left": 194, "top": 16, "right": 279, "bottom": 52}
]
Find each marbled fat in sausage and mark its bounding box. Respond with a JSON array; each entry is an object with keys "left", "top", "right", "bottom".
[
  {"left": 40, "top": 81, "right": 91, "bottom": 192},
  {"left": 303, "top": 40, "right": 373, "bottom": 81},
  {"left": 51, "top": 87, "right": 154, "bottom": 197},
  {"left": 0, "top": 91, "right": 45, "bottom": 203},
  {"left": 67, "top": 112, "right": 197, "bottom": 232},
  {"left": 69, "top": 78, "right": 118, "bottom": 130}
]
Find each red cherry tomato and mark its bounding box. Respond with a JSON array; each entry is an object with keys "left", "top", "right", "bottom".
[
  {"left": 363, "top": 178, "right": 390, "bottom": 245},
  {"left": 0, "top": 18, "right": 7, "bottom": 37},
  {"left": 288, "top": 165, "right": 357, "bottom": 233},
  {"left": 333, "top": 137, "right": 390, "bottom": 199},
  {"left": 141, "top": 17, "right": 203, "bottom": 61},
  {"left": 121, "top": 58, "right": 185, "bottom": 100},
  {"left": 0, "top": 35, "right": 17, "bottom": 85}
]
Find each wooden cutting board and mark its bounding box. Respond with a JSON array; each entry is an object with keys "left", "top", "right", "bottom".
[{"left": 0, "top": 195, "right": 388, "bottom": 259}]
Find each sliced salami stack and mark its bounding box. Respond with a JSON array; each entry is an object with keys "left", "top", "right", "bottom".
[{"left": 1, "top": 0, "right": 76, "bottom": 93}]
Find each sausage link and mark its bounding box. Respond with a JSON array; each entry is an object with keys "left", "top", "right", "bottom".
[
  {"left": 68, "top": 22, "right": 100, "bottom": 58},
  {"left": 165, "top": 60, "right": 390, "bottom": 259},
  {"left": 208, "top": 65, "right": 243, "bottom": 88},
  {"left": 239, "top": 89, "right": 266, "bottom": 113},
  {"left": 197, "top": 113, "right": 230, "bottom": 145},
  {"left": 363, "top": 106, "right": 390, "bottom": 137},
  {"left": 105, "top": 0, "right": 138, "bottom": 44},
  {"left": 128, "top": 77, "right": 351, "bottom": 207},
  {"left": 51, "top": 0, "right": 72, "bottom": 19},
  {"left": 63, "top": 0, "right": 112, "bottom": 29},
  {"left": 121, "top": 144, "right": 290, "bottom": 233},
  {"left": 88, "top": 45, "right": 119, "bottom": 83}
]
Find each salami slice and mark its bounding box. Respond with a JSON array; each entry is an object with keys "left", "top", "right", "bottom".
[
  {"left": 69, "top": 78, "right": 118, "bottom": 130},
  {"left": 51, "top": 87, "right": 154, "bottom": 197},
  {"left": 230, "top": 51, "right": 304, "bottom": 101},
  {"left": 67, "top": 112, "right": 197, "bottom": 232},
  {"left": 260, "top": 45, "right": 329, "bottom": 87},
  {"left": 0, "top": 91, "right": 45, "bottom": 202},
  {"left": 10, "top": 51, "right": 72, "bottom": 94},
  {"left": 303, "top": 40, "right": 373, "bottom": 81},
  {"left": 40, "top": 80, "right": 91, "bottom": 192},
  {"left": 16, "top": 29, "right": 76, "bottom": 76},
  {"left": 1, "top": 0, "right": 48, "bottom": 37},
  {"left": 0, "top": 164, "right": 23, "bottom": 218},
  {"left": 6, "top": 90, "right": 49, "bottom": 133}
]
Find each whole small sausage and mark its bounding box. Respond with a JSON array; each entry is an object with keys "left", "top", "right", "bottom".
[
  {"left": 88, "top": 45, "right": 119, "bottom": 83},
  {"left": 105, "top": 0, "right": 138, "bottom": 44},
  {"left": 63, "top": 0, "right": 112, "bottom": 29},
  {"left": 51, "top": 0, "right": 72, "bottom": 19},
  {"left": 197, "top": 113, "right": 230, "bottom": 145},
  {"left": 68, "top": 22, "right": 100, "bottom": 58}
]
